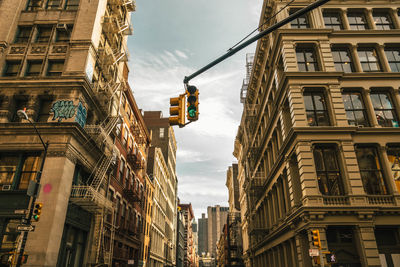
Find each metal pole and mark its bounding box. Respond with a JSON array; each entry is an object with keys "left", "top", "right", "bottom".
[
  {"left": 16, "top": 120, "right": 48, "bottom": 267},
  {"left": 183, "top": 0, "right": 331, "bottom": 84}
]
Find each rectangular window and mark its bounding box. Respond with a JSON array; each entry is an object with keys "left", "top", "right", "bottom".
[
  {"left": 123, "top": 127, "right": 128, "bottom": 147},
  {"left": 323, "top": 10, "right": 343, "bottom": 30},
  {"left": 46, "top": 60, "right": 64, "bottom": 76},
  {"left": 55, "top": 25, "right": 71, "bottom": 42},
  {"left": 370, "top": 92, "right": 399, "bottom": 127},
  {"left": 296, "top": 46, "right": 319, "bottom": 71},
  {"left": 1, "top": 220, "right": 21, "bottom": 251},
  {"left": 289, "top": 9, "right": 310, "bottom": 29},
  {"left": 373, "top": 11, "right": 394, "bottom": 30},
  {"left": 348, "top": 11, "right": 369, "bottom": 30},
  {"left": 26, "top": 61, "right": 42, "bottom": 76},
  {"left": 26, "top": 0, "right": 42, "bottom": 11},
  {"left": 358, "top": 48, "right": 381, "bottom": 72},
  {"left": 14, "top": 26, "right": 32, "bottom": 43},
  {"left": 65, "top": 0, "right": 79, "bottom": 10},
  {"left": 115, "top": 122, "right": 121, "bottom": 139},
  {"left": 386, "top": 145, "right": 400, "bottom": 192},
  {"left": 304, "top": 91, "right": 330, "bottom": 126},
  {"left": 159, "top": 128, "right": 164, "bottom": 138},
  {"left": 313, "top": 146, "right": 344, "bottom": 195},
  {"left": 3, "top": 61, "right": 21, "bottom": 77},
  {"left": 35, "top": 26, "right": 52, "bottom": 43},
  {"left": 332, "top": 47, "right": 354, "bottom": 73},
  {"left": 46, "top": 0, "right": 61, "bottom": 9},
  {"left": 0, "top": 153, "right": 40, "bottom": 190},
  {"left": 342, "top": 92, "right": 369, "bottom": 126},
  {"left": 355, "top": 146, "right": 388, "bottom": 195},
  {"left": 385, "top": 47, "right": 400, "bottom": 72},
  {"left": 119, "top": 159, "right": 125, "bottom": 181},
  {"left": 12, "top": 99, "right": 28, "bottom": 122}
]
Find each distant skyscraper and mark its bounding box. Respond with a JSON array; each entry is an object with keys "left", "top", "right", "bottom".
[
  {"left": 198, "top": 213, "right": 208, "bottom": 255},
  {"left": 207, "top": 205, "right": 229, "bottom": 257}
]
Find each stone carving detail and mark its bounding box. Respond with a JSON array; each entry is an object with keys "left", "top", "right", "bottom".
[
  {"left": 52, "top": 45, "right": 68, "bottom": 53},
  {"left": 30, "top": 45, "right": 47, "bottom": 54},
  {"left": 10, "top": 46, "right": 26, "bottom": 54}
]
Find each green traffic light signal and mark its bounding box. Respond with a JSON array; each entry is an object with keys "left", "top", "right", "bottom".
[{"left": 186, "top": 85, "right": 199, "bottom": 121}]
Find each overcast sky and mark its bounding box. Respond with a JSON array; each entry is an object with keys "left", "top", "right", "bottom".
[{"left": 127, "top": 0, "right": 263, "bottom": 219}]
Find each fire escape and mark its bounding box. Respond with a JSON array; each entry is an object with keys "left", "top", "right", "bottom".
[
  {"left": 240, "top": 54, "right": 254, "bottom": 104},
  {"left": 227, "top": 213, "right": 244, "bottom": 267},
  {"left": 69, "top": 0, "right": 136, "bottom": 265}
]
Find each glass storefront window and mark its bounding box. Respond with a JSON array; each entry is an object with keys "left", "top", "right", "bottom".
[{"left": 0, "top": 155, "right": 19, "bottom": 187}]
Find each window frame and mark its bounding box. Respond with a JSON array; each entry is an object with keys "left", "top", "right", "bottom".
[
  {"left": 357, "top": 47, "right": 382, "bottom": 72},
  {"left": 323, "top": 10, "right": 344, "bottom": 30},
  {"left": 384, "top": 46, "right": 400, "bottom": 72},
  {"left": 3, "top": 61, "right": 21, "bottom": 77},
  {"left": 341, "top": 91, "right": 369, "bottom": 126},
  {"left": 35, "top": 25, "right": 53, "bottom": 43},
  {"left": 289, "top": 8, "right": 310, "bottom": 29},
  {"left": 304, "top": 90, "right": 330, "bottom": 126},
  {"left": 331, "top": 46, "right": 355, "bottom": 73},
  {"left": 64, "top": 0, "right": 80, "bottom": 10},
  {"left": 25, "top": 60, "right": 43, "bottom": 77},
  {"left": 355, "top": 145, "right": 389, "bottom": 195},
  {"left": 347, "top": 10, "right": 370, "bottom": 30},
  {"left": 386, "top": 145, "right": 400, "bottom": 193},
  {"left": 46, "top": 60, "right": 64, "bottom": 76},
  {"left": 372, "top": 10, "right": 395, "bottom": 30},
  {"left": 14, "top": 26, "right": 33, "bottom": 44},
  {"left": 296, "top": 45, "right": 320, "bottom": 72},
  {"left": 370, "top": 91, "right": 399, "bottom": 127},
  {"left": 46, "top": 0, "right": 62, "bottom": 9}
]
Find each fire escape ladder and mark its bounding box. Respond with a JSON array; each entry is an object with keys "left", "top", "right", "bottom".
[{"left": 89, "top": 154, "right": 114, "bottom": 191}]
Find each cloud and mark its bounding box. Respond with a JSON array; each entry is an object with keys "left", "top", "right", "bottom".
[{"left": 175, "top": 50, "right": 188, "bottom": 59}]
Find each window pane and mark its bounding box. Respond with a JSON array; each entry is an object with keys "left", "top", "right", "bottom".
[
  {"left": 18, "top": 155, "right": 40, "bottom": 189},
  {"left": 373, "top": 11, "right": 394, "bottom": 30},
  {"left": 0, "top": 155, "right": 19, "bottom": 186},
  {"left": 26, "top": 61, "right": 42, "bottom": 76},
  {"left": 313, "top": 94, "right": 325, "bottom": 110},
  {"left": 4, "top": 61, "right": 21, "bottom": 77},
  {"left": 356, "top": 147, "right": 388, "bottom": 195},
  {"left": 36, "top": 26, "right": 52, "bottom": 43},
  {"left": 314, "top": 147, "right": 343, "bottom": 195},
  {"left": 15, "top": 27, "right": 32, "bottom": 43}
]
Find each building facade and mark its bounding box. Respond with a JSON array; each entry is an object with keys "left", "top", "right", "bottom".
[
  {"left": 180, "top": 203, "right": 195, "bottom": 267},
  {"left": 234, "top": 0, "right": 400, "bottom": 267},
  {"left": 207, "top": 205, "right": 228, "bottom": 258},
  {"left": 0, "top": 0, "right": 138, "bottom": 266},
  {"left": 176, "top": 204, "right": 186, "bottom": 267},
  {"left": 198, "top": 213, "right": 208, "bottom": 256},
  {"left": 141, "top": 163, "right": 155, "bottom": 267}
]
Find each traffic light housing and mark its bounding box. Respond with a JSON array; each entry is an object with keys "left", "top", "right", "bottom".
[
  {"left": 311, "top": 229, "right": 321, "bottom": 249},
  {"left": 32, "top": 202, "right": 43, "bottom": 222},
  {"left": 186, "top": 85, "right": 199, "bottom": 121},
  {"left": 169, "top": 94, "right": 186, "bottom": 126}
]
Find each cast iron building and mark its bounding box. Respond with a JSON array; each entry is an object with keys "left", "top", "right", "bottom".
[
  {"left": 234, "top": 0, "right": 400, "bottom": 266},
  {"left": 0, "top": 0, "right": 139, "bottom": 266}
]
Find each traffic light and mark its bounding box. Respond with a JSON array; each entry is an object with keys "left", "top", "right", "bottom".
[
  {"left": 32, "top": 202, "right": 43, "bottom": 222},
  {"left": 311, "top": 229, "right": 321, "bottom": 249},
  {"left": 169, "top": 94, "right": 185, "bottom": 126},
  {"left": 186, "top": 85, "right": 199, "bottom": 121}
]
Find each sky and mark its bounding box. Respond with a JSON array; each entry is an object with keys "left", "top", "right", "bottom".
[{"left": 127, "top": 0, "right": 263, "bottom": 219}]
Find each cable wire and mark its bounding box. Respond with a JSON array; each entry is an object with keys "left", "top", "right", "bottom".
[{"left": 228, "top": 0, "right": 296, "bottom": 51}]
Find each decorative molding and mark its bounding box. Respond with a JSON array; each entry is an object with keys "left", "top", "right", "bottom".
[
  {"left": 10, "top": 46, "right": 26, "bottom": 54},
  {"left": 52, "top": 45, "right": 68, "bottom": 53},
  {"left": 30, "top": 45, "right": 46, "bottom": 54}
]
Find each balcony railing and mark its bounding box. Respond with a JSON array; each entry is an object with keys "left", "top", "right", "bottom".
[
  {"left": 127, "top": 152, "right": 145, "bottom": 170},
  {"left": 122, "top": 187, "right": 141, "bottom": 203},
  {"left": 323, "top": 196, "right": 350, "bottom": 205},
  {"left": 367, "top": 195, "right": 395, "bottom": 205},
  {"left": 70, "top": 185, "right": 114, "bottom": 212}
]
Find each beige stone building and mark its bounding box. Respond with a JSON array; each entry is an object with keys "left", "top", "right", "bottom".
[
  {"left": 207, "top": 205, "right": 229, "bottom": 259},
  {"left": 234, "top": 0, "right": 400, "bottom": 266},
  {"left": 0, "top": 0, "right": 138, "bottom": 266}
]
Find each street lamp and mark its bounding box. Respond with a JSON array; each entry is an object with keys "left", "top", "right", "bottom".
[{"left": 15, "top": 109, "right": 49, "bottom": 267}]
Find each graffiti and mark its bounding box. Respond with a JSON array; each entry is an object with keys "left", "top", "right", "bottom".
[
  {"left": 75, "top": 102, "right": 87, "bottom": 128},
  {"left": 51, "top": 100, "right": 76, "bottom": 122}
]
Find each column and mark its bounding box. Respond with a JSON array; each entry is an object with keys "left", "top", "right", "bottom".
[
  {"left": 341, "top": 9, "right": 351, "bottom": 30},
  {"left": 355, "top": 226, "right": 381, "bottom": 267},
  {"left": 379, "top": 146, "right": 400, "bottom": 195},
  {"left": 351, "top": 44, "right": 363, "bottom": 73},
  {"left": 366, "top": 9, "right": 376, "bottom": 30},
  {"left": 390, "top": 8, "right": 400, "bottom": 29},
  {"left": 363, "top": 89, "right": 379, "bottom": 127},
  {"left": 377, "top": 44, "right": 391, "bottom": 72}
]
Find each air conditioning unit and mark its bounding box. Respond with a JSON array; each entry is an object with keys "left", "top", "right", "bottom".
[
  {"left": 56, "top": 23, "right": 68, "bottom": 31},
  {"left": 2, "top": 185, "right": 12, "bottom": 191}
]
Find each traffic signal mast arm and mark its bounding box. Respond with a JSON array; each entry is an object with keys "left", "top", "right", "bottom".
[{"left": 183, "top": 0, "right": 331, "bottom": 85}]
